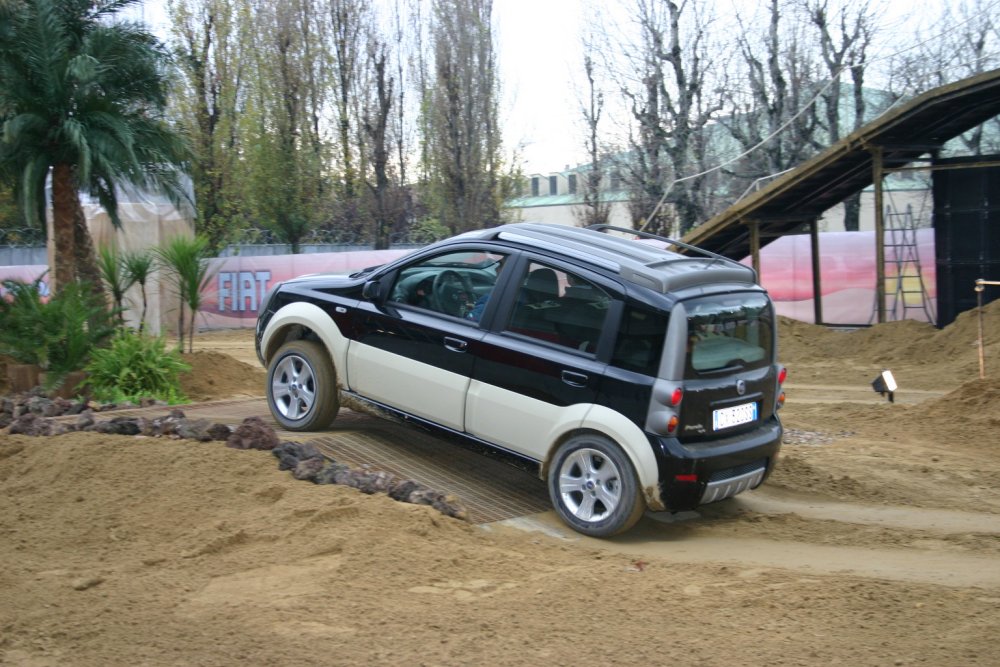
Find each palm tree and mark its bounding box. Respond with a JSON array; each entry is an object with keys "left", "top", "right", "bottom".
[
  {"left": 0, "top": 0, "right": 189, "bottom": 293},
  {"left": 155, "top": 234, "right": 215, "bottom": 353},
  {"left": 96, "top": 243, "right": 133, "bottom": 326},
  {"left": 122, "top": 247, "right": 154, "bottom": 333}
]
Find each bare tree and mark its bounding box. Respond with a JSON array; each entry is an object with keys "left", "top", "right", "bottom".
[
  {"left": 938, "top": 0, "right": 1000, "bottom": 154},
  {"left": 574, "top": 45, "right": 612, "bottom": 228},
  {"left": 807, "top": 0, "right": 879, "bottom": 230},
  {"left": 719, "top": 0, "right": 819, "bottom": 200},
  {"left": 619, "top": 0, "right": 722, "bottom": 235}
]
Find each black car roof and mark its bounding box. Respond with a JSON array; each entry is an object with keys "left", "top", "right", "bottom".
[{"left": 461, "top": 223, "right": 759, "bottom": 294}]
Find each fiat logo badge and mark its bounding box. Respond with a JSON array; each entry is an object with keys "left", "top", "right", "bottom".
[{"left": 736, "top": 380, "right": 746, "bottom": 396}]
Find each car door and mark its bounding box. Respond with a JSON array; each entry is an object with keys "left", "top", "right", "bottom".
[
  {"left": 465, "top": 256, "right": 622, "bottom": 460},
  {"left": 347, "top": 247, "right": 506, "bottom": 431}
]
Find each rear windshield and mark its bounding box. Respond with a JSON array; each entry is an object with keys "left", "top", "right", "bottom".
[{"left": 684, "top": 294, "right": 773, "bottom": 377}]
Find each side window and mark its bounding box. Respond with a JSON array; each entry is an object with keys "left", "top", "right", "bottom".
[
  {"left": 506, "top": 262, "right": 610, "bottom": 352},
  {"left": 389, "top": 250, "right": 507, "bottom": 320},
  {"left": 611, "top": 304, "right": 668, "bottom": 375}
]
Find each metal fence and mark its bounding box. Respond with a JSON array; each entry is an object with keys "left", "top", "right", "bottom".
[
  {"left": 0, "top": 225, "right": 440, "bottom": 266},
  {"left": 0, "top": 228, "right": 46, "bottom": 265}
]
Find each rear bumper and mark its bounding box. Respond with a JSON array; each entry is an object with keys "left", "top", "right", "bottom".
[{"left": 648, "top": 417, "right": 782, "bottom": 512}]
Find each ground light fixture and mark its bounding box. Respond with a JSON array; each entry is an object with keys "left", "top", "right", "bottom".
[{"left": 871, "top": 369, "right": 897, "bottom": 403}]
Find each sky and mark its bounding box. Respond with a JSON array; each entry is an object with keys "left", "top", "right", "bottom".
[
  {"left": 493, "top": 0, "right": 588, "bottom": 174},
  {"left": 134, "top": 0, "right": 962, "bottom": 177}
]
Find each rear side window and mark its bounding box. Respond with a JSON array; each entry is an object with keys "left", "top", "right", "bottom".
[
  {"left": 611, "top": 305, "right": 667, "bottom": 375},
  {"left": 505, "top": 262, "right": 609, "bottom": 353},
  {"left": 684, "top": 294, "right": 773, "bottom": 377}
]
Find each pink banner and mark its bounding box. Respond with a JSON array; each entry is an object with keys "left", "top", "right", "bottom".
[
  {"left": 747, "top": 229, "right": 936, "bottom": 324},
  {"left": 1, "top": 230, "right": 937, "bottom": 329},
  {"left": 197, "top": 249, "right": 412, "bottom": 329},
  {"left": 0, "top": 266, "right": 50, "bottom": 300}
]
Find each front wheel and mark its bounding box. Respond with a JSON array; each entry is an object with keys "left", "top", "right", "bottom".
[
  {"left": 548, "top": 434, "right": 646, "bottom": 537},
  {"left": 266, "top": 340, "right": 340, "bottom": 431}
]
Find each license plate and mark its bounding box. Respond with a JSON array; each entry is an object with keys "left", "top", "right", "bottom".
[{"left": 712, "top": 402, "right": 758, "bottom": 431}]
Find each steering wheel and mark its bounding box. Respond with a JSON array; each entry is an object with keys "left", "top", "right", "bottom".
[{"left": 431, "top": 269, "right": 475, "bottom": 317}]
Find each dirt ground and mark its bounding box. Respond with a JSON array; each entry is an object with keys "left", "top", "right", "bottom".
[{"left": 2, "top": 302, "right": 1000, "bottom": 666}]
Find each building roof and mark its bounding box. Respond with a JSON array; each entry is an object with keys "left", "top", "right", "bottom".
[{"left": 684, "top": 68, "right": 1000, "bottom": 259}]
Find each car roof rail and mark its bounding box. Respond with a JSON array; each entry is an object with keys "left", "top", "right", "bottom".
[{"left": 586, "top": 224, "right": 758, "bottom": 282}]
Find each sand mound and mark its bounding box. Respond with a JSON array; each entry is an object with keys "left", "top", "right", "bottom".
[
  {"left": 925, "top": 376, "right": 1000, "bottom": 423},
  {"left": 779, "top": 298, "right": 1000, "bottom": 370},
  {"left": 179, "top": 350, "right": 266, "bottom": 401}
]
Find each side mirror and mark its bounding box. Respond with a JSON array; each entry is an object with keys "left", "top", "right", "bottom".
[{"left": 362, "top": 279, "right": 383, "bottom": 302}]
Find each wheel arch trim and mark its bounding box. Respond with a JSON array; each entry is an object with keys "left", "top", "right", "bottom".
[
  {"left": 261, "top": 302, "right": 349, "bottom": 387},
  {"left": 540, "top": 405, "right": 665, "bottom": 511}
]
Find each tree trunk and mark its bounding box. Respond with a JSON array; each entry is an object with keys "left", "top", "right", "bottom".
[
  {"left": 50, "top": 163, "right": 78, "bottom": 292},
  {"left": 72, "top": 195, "right": 105, "bottom": 301}
]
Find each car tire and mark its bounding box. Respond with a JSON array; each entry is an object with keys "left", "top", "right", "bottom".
[
  {"left": 548, "top": 434, "right": 646, "bottom": 537},
  {"left": 266, "top": 340, "right": 340, "bottom": 431}
]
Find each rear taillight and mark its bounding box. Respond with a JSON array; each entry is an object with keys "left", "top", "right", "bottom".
[
  {"left": 670, "top": 388, "right": 683, "bottom": 406},
  {"left": 776, "top": 366, "right": 787, "bottom": 410},
  {"left": 667, "top": 415, "right": 679, "bottom": 434}
]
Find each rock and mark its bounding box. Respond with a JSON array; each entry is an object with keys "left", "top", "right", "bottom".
[
  {"left": 350, "top": 470, "right": 396, "bottom": 495},
  {"left": 26, "top": 396, "right": 51, "bottom": 415},
  {"left": 7, "top": 413, "right": 70, "bottom": 437},
  {"left": 175, "top": 418, "right": 215, "bottom": 442},
  {"left": 74, "top": 410, "right": 95, "bottom": 431},
  {"left": 272, "top": 441, "right": 322, "bottom": 470},
  {"left": 387, "top": 479, "right": 422, "bottom": 502},
  {"left": 226, "top": 416, "right": 280, "bottom": 450},
  {"left": 313, "top": 462, "right": 350, "bottom": 485},
  {"left": 71, "top": 576, "right": 105, "bottom": 591},
  {"left": 141, "top": 413, "right": 183, "bottom": 437},
  {"left": 94, "top": 417, "right": 142, "bottom": 436},
  {"left": 7, "top": 413, "right": 39, "bottom": 435},
  {"left": 404, "top": 487, "right": 467, "bottom": 519},
  {"left": 207, "top": 423, "right": 232, "bottom": 441},
  {"left": 292, "top": 456, "right": 327, "bottom": 481},
  {"left": 431, "top": 494, "right": 467, "bottom": 520}
]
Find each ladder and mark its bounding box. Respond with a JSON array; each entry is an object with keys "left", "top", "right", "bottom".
[{"left": 872, "top": 204, "right": 936, "bottom": 323}]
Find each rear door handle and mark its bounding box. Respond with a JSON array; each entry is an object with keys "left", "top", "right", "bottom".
[
  {"left": 444, "top": 336, "right": 468, "bottom": 352},
  {"left": 561, "top": 370, "right": 589, "bottom": 387}
]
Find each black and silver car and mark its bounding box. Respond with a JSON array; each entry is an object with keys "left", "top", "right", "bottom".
[{"left": 255, "top": 223, "right": 785, "bottom": 537}]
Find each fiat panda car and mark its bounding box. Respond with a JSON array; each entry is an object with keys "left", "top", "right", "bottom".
[{"left": 255, "top": 223, "right": 785, "bottom": 537}]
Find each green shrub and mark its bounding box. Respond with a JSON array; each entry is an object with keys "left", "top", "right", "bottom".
[
  {"left": 0, "top": 278, "right": 116, "bottom": 388},
  {"left": 84, "top": 330, "right": 191, "bottom": 404}
]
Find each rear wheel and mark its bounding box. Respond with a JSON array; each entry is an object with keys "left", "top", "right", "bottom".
[
  {"left": 548, "top": 434, "right": 646, "bottom": 537},
  {"left": 267, "top": 340, "right": 340, "bottom": 431}
]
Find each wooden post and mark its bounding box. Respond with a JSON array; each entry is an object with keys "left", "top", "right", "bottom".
[
  {"left": 810, "top": 219, "right": 823, "bottom": 325},
  {"left": 872, "top": 146, "right": 887, "bottom": 324},
  {"left": 748, "top": 220, "right": 761, "bottom": 280}
]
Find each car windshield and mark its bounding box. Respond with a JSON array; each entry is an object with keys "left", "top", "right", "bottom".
[
  {"left": 684, "top": 294, "right": 773, "bottom": 377},
  {"left": 422, "top": 252, "right": 502, "bottom": 270}
]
